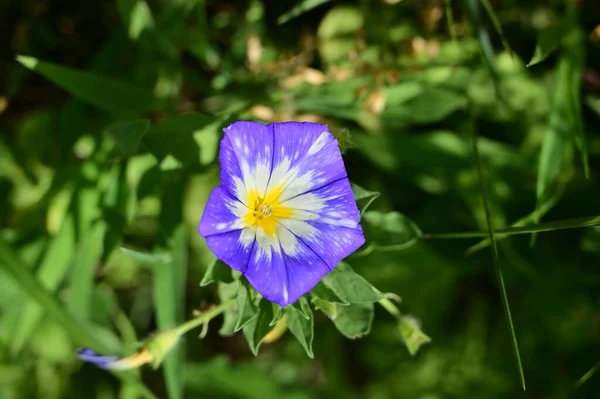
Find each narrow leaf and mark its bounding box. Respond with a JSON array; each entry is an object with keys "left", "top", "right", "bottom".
[
  {"left": 153, "top": 224, "right": 187, "bottom": 399},
  {"left": 16, "top": 55, "right": 157, "bottom": 115},
  {"left": 278, "top": 0, "right": 332, "bottom": 24},
  {"left": 284, "top": 298, "right": 314, "bottom": 358},
  {"left": 473, "top": 131, "right": 525, "bottom": 390},
  {"left": 12, "top": 212, "right": 76, "bottom": 353}
]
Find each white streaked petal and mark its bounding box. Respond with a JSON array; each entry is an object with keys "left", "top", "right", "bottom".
[
  {"left": 239, "top": 226, "right": 257, "bottom": 247},
  {"left": 277, "top": 224, "right": 298, "bottom": 255},
  {"left": 278, "top": 219, "right": 318, "bottom": 240},
  {"left": 306, "top": 132, "right": 329, "bottom": 156},
  {"left": 281, "top": 192, "right": 325, "bottom": 213}
]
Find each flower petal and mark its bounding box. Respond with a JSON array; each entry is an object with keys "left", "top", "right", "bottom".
[
  {"left": 199, "top": 187, "right": 246, "bottom": 236},
  {"left": 219, "top": 121, "right": 273, "bottom": 204},
  {"left": 267, "top": 122, "right": 347, "bottom": 202},
  {"left": 205, "top": 227, "right": 257, "bottom": 273},
  {"left": 77, "top": 348, "right": 120, "bottom": 369},
  {"left": 244, "top": 225, "right": 331, "bottom": 306}
]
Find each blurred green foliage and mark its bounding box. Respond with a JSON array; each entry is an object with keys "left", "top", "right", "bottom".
[{"left": 1, "top": 0, "right": 600, "bottom": 398}]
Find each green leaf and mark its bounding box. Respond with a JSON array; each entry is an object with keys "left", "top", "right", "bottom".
[
  {"left": 242, "top": 299, "right": 275, "bottom": 355},
  {"left": 142, "top": 112, "right": 216, "bottom": 169},
  {"left": 317, "top": 5, "right": 363, "bottom": 40},
  {"left": 105, "top": 119, "right": 151, "bottom": 157},
  {"left": 397, "top": 316, "right": 432, "bottom": 356},
  {"left": 479, "top": 0, "right": 513, "bottom": 57},
  {"left": 383, "top": 87, "right": 466, "bottom": 125},
  {"left": 311, "top": 297, "right": 337, "bottom": 319},
  {"left": 117, "top": 0, "right": 155, "bottom": 40},
  {"left": 120, "top": 246, "right": 173, "bottom": 265},
  {"left": 351, "top": 183, "right": 380, "bottom": 216},
  {"left": 67, "top": 182, "right": 105, "bottom": 321},
  {"left": 234, "top": 280, "right": 259, "bottom": 332},
  {"left": 331, "top": 302, "right": 374, "bottom": 339},
  {"left": 322, "top": 263, "right": 385, "bottom": 304},
  {"left": 278, "top": 0, "right": 332, "bottom": 24},
  {"left": 527, "top": 22, "right": 570, "bottom": 67},
  {"left": 15, "top": 55, "right": 157, "bottom": 115},
  {"left": 284, "top": 298, "right": 314, "bottom": 358},
  {"left": 310, "top": 281, "right": 348, "bottom": 305},
  {"left": 11, "top": 212, "right": 76, "bottom": 354},
  {"left": 362, "top": 211, "right": 422, "bottom": 248},
  {"left": 152, "top": 224, "right": 187, "bottom": 399},
  {"left": 200, "top": 257, "right": 234, "bottom": 286}
]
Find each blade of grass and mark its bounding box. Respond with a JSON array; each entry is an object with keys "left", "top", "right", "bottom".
[
  {"left": 575, "top": 359, "right": 600, "bottom": 388},
  {"left": 15, "top": 55, "right": 157, "bottom": 116},
  {"left": 479, "top": 0, "right": 513, "bottom": 56},
  {"left": 465, "top": 170, "right": 571, "bottom": 255},
  {"left": 472, "top": 128, "right": 525, "bottom": 390},
  {"left": 277, "top": 0, "right": 333, "bottom": 25},
  {"left": 11, "top": 211, "right": 77, "bottom": 354},
  {"left": 153, "top": 224, "right": 187, "bottom": 399},
  {"left": 422, "top": 215, "right": 600, "bottom": 239},
  {"left": 444, "top": 0, "right": 456, "bottom": 41}
]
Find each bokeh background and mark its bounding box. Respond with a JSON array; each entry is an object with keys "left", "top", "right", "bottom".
[{"left": 1, "top": 0, "right": 600, "bottom": 398}]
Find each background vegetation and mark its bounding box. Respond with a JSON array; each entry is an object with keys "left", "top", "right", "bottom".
[{"left": 1, "top": 0, "right": 600, "bottom": 398}]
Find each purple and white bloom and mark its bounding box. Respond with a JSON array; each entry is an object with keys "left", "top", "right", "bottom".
[
  {"left": 199, "top": 121, "right": 365, "bottom": 306},
  {"left": 77, "top": 348, "right": 153, "bottom": 370}
]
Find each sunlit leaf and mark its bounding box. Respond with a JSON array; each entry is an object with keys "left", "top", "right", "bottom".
[
  {"left": 322, "top": 263, "right": 385, "bottom": 304},
  {"left": 527, "top": 22, "right": 570, "bottom": 67}
]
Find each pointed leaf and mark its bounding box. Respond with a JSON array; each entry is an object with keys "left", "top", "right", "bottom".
[
  {"left": 16, "top": 55, "right": 157, "bottom": 115},
  {"left": 322, "top": 263, "right": 385, "bottom": 304},
  {"left": 242, "top": 299, "right": 275, "bottom": 355},
  {"left": 351, "top": 183, "right": 380, "bottom": 215},
  {"left": 311, "top": 297, "right": 337, "bottom": 319},
  {"left": 200, "top": 258, "right": 234, "bottom": 286},
  {"left": 527, "top": 22, "right": 571, "bottom": 67},
  {"left": 363, "top": 211, "right": 422, "bottom": 247},
  {"left": 234, "top": 280, "right": 259, "bottom": 332},
  {"left": 284, "top": 298, "right": 314, "bottom": 358}
]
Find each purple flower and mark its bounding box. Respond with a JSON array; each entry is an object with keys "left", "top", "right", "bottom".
[
  {"left": 199, "top": 121, "right": 365, "bottom": 306},
  {"left": 77, "top": 348, "right": 153, "bottom": 370}
]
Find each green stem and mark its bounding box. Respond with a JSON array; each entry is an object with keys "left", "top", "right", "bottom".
[
  {"left": 421, "top": 215, "right": 600, "bottom": 239},
  {"left": 175, "top": 298, "right": 236, "bottom": 336},
  {"left": 378, "top": 298, "right": 402, "bottom": 319}
]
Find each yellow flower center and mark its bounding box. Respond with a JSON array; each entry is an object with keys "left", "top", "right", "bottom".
[{"left": 243, "top": 185, "right": 293, "bottom": 237}]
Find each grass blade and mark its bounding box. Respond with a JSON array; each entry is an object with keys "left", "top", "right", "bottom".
[
  {"left": 277, "top": 0, "right": 333, "bottom": 25},
  {"left": 153, "top": 224, "right": 187, "bottom": 399},
  {"left": 479, "top": 0, "right": 513, "bottom": 56},
  {"left": 422, "top": 215, "right": 600, "bottom": 239},
  {"left": 575, "top": 359, "right": 600, "bottom": 388},
  {"left": 472, "top": 129, "right": 526, "bottom": 390},
  {"left": 15, "top": 55, "right": 157, "bottom": 116},
  {"left": 11, "top": 211, "right": 77, "bottom": 354}
]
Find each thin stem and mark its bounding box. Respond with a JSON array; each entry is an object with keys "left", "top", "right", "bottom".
[
  {"left": 378, "top": 298, "right": 402, "bottom": 319},
  {"left": 421, "top": 215, "right": 600, "bottom": 239},
  {"left": 175, "top": 298, "right": 236, "bottom": 336}
]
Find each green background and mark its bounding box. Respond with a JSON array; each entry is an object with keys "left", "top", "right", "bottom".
[{"left": 1, "top": 0, "right": 600, "bottom": 398}]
